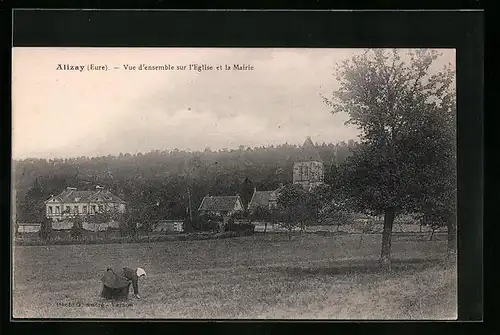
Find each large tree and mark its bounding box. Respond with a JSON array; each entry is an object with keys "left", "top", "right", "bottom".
[
  {"left": 277, "top": 184, "right": 319, "bottom": 239},
  {"left": 249, "top": 205, "right": 277, "bottom": 234},
  {"left": 240, "top": 177, "right": 255, "bottom": 210},
  {"left": 324, "top": 49, "right": 456, "bottom": 267},
  {"left": 403, "top": 91, "right": 456, "bottom": 253},
  {"left": 19, "top": 177, "right": 46, "bottom": 222}
]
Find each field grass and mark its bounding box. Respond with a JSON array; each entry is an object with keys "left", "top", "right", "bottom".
[{"left": 12, "top": 233, "right": 456, "bottom": 319}]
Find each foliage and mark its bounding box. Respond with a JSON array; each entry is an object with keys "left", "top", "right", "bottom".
[
  {"left": 249, "top": 206, "right": 274, "bottom": 222},
  {"left": 230, "top": 210, "right": 250, "bottom": 220},
  {"left": 323, "top": 49, "right": 456, "bottom": 260},
  {"left": 239, "top": 177, "right": 254, "bottom": 210},
  {"left": 320, "top": 210, "right": 355, "bottom": 229},
  {"left": 70, "top": 217, "right": 84, "bottom": 239},
  {"left": 248, "top": 206, "right": 277, "bottom": 234},
  {"left": 182, "top": 219, "right": 196, "bottom": 233},
  {"left": 194, "top": 213, "right": 222, "bottom": 232},
  {"left": 119, "top": 211, "right": 138, "bottom": 237},
  {"left": 14, "top": 141, "right": 354, "bottom": 224},
  {"left": 310, "top": 184, "right": 355, "bottom": 228},
  {"left": 276, "top": 184, "right": 319, "bottom": 238},
  {"left": 223, "top": 222, "right": 255, "bottom": 234},
  {"left": 278, "top": 184, "right": 319, "bottom": 223},
  {"left": 87, "top": 211, "right": 111, "bottom": 225},
  {"left": 38, "top": 217, "right": 53, "bottom": 240},
  {"left": 19, "top": 178, "right": 46, "bottom": 222}
]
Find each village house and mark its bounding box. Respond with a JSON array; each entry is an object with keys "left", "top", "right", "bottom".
[
  {"left": 197, "top": 195, "right": 244, "bottom": 217},
  {"left": 44, "top": 186, "right": 126, "bottom": 222},
  {"left": 247, "top": 188, "right": 279, "bottom": 212}
]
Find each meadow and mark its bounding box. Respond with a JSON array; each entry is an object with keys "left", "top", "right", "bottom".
[{"left": 12, "top": 232, "right": 456, "bottom": 319}]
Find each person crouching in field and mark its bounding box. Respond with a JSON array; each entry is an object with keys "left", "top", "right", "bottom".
[{"left": 101, "top": 267, "right": 146, "bottom": 300}]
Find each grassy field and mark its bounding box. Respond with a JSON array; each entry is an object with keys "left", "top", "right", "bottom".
[{"left": 12, "top": 233, "right": 456, "bottom": 319}]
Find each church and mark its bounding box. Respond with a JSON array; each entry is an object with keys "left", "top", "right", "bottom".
[
  {"left": 292, "top": 136, "right": 325, "bottom": 191},
  {"left": 247, "top": 136, "right": 325, "bottom": 212}
]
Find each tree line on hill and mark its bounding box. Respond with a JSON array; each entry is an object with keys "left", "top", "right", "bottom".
[{"left": 13, "top": 141, "right": 355, "bottom": 224}]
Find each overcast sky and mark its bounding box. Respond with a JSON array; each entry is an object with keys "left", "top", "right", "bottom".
[{"left": 12, "top": 48, "right": 455, "bottom": 159}]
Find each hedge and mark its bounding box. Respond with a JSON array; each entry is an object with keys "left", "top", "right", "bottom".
[
  {"left": 224, "top": 222, "right": 255, "bottom": 233},
  {"left": 14, "top": 230, "right": 251, "bottom": 246}
]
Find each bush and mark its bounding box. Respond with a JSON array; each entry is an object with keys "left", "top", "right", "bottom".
[
  {"left": 200, "top": 220, "right": 220, "bottom": 232},
  {"left": 38, "top": 218, "right": 53, "bottom": 240},
  {"left": 70, "top": 221, "right": 84, "bottom": 239},
  {"left": 119, "top": 220, "right": 138, "bottom": 237},
  {"left": 16, "top": 224, "right": 258, "bottom": 246},
  {"left": 190, "top": 214, "right": 222, "bottom": 232},
  {"left": 214, "top": 231, "right": 238, "bottom": 239},
  {"left": 183, "top": 219, "right": 196, "bottom": 233},
  {"left": 320, "top": 211, "right": 355, "bottom": 226},
  {"left": 230, "top": 211, "right": 249, "bottom": 220},
  {"left": 224, "top": 222, "right": 255, "bottom": 234}
]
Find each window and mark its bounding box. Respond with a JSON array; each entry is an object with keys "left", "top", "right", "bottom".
[
  {"left": 98, "top": 205, "right": 103, "bottom": 212},
  {"left": 91, "top": 205, "right": 96, "bottom": 214},
  {"left": 83, "top": 206, "right": 87, "bottom": 214},
  {"left": 55, "top": 206, "right": 60, "bottom": 214},
  {"left": 65, "top": 206, "right": 70, "bottom": 213},
  {"left": 74, "top": 205, "right": 79, "bottom": 213},
  {"left": 48, "top": 206, "right": 53, "bottom": 214}
]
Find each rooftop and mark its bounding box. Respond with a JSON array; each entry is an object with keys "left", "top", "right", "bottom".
[
  {"left": 248, "top": 190, "right": 277, "bottom": 210},
  {"left": 45, "top": 187, "right": 126, "bottom": 204},
  {"left": 198, "top": 195, "right": 242, "bottom": 212},
  {"left": 294, "top": 136, "right": 323, "bottom": 162}
]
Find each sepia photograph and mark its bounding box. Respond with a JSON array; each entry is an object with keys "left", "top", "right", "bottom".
[{"left": 12, "top": 47, "right": 457, "bottom": 319}]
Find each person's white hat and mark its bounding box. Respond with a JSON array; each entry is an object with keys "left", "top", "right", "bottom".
[{"left": 136, "top": 268, "right": 146, "bottom": 277}]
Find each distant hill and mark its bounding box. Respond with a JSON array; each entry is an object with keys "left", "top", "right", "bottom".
[{"left": 13, "top": 141, "right": 356, "bottom": 222}]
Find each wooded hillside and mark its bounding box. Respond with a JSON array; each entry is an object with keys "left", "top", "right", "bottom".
[{"left": 13, "top": 141, "right": 356, "bottom": 222}]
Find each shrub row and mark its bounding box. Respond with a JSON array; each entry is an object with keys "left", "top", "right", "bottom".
[
  {"left": 14, "top": 229, "right": 253, "bottom": 246},
  {"left": 224, "top": 222, "right": 255, "bottom": 233}
]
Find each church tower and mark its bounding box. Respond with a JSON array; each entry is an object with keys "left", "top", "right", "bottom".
[{"left": 293, "top": 136, "right": 324, "bottom": 190}]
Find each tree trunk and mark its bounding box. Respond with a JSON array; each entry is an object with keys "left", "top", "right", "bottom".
[
  {"left": 447, "top": 218, "right": 457, "bottom": 257},
  {"left": 380, "top": 207, "right": 395, "bottom": 270},
  {"left": 429, "top": 226, "right": 436, "bottom": 241},
  {"left": 264, "top": 222, "right": 268, "bottom": 234}
]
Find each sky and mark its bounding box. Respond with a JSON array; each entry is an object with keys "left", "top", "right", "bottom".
[{"left": 12, "top": 48, "right": 455, "bottom": 159}]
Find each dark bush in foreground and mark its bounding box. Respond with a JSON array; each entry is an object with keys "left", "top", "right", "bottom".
[
  {"left": 215, "top": 231, "right": 238, "bottom": 239},
  {"left": 224, "top": 222, "right": 255, "bottom": 234}
]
